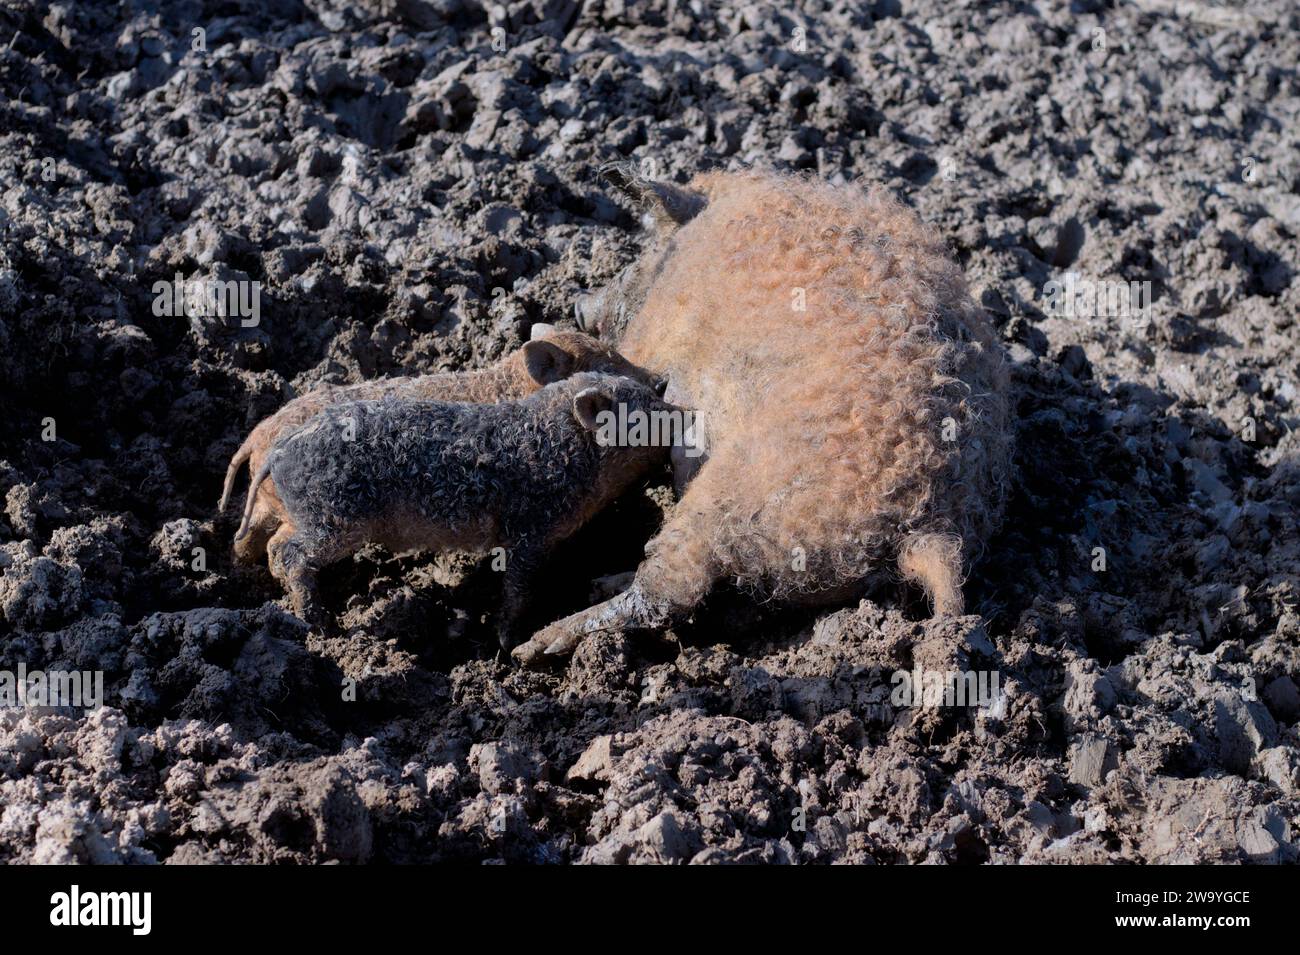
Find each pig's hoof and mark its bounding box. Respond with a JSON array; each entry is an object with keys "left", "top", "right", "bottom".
[
  {"left": 511, "top": 621, "right": 580, "bottom": 666},
  {"left": 515, "top": 583, "right": 673, "bottom": 666}
]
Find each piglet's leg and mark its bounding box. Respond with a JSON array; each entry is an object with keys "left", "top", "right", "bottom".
[
  {"left": 265, "top": 521, "right": 296, "bottom": 583},
  {"left": 276, "top": 527, "right": 343, "bottom": 630},
  {"left": 496, "top": 540, "right": 547, "bottom": 650},
  {"left": 233, "top": 494, "right": 278, "bottom": 564}
]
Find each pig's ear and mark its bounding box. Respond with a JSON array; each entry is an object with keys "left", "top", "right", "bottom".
[
  {"left": 522, "top": 340, "right": 574, "bottom": 386},
  {"left": 529, "top": 322, "right": 557, "bottom": 341},
  {"left": 601, "top": 162, "right": 705, "bottom": 228},
  {"left": 573, "top": 387, "right": 615, "bottom": 431}
]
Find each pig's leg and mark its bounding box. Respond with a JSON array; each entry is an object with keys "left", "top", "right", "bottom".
[
  {"left": 511, "top": 579, "right": 673, "bottom": 664},
  {"left": 264, "top": 521, "right": 296, "bottom": 582},
  {"left": 496, "top": 541, "right": 547, "bottom": 650},
  {"left": 512, "top": 487, "right": 720, "bottom": 664},
  {"left": 233, "top": 494, "right": 277, "bottom": 563},
  {"left": 274, "top": 525, "right": 344, "bottom": 628}
]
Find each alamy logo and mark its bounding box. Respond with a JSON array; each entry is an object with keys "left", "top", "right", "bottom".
[
  {"left": 1043, "top": 271, "right": 1152, "bottom": 326},
  {"left": 49, "top": 885, "right": 152, "bottom": 936},
  {"left": 891, "top": 666, "right": 1001, "bottom": 708},
  {"left": 0, "top": 665, "right": 103, "bottom": 710},
  {"left": 593, "top": 405, "right": 706, "bottom": 458},
  {"left": 152, "top": 273, "right": 261, "bottom": 327}
]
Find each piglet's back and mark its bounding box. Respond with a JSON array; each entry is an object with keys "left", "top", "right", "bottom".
[{"left": 268, "top": 383, "right": 601, "bottom": 528}]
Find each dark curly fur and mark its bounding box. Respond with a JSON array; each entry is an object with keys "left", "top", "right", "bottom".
[{"left": 236, "top": 373, "right": 677, "bottom": 646}]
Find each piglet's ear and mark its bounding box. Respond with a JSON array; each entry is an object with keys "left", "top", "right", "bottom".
[
  {"left": 600, "top": 161, "right": 705, "bottom": 228},
  {"left": 529, "top": 322, "right": 557, "bottom": 341},
  {"left": 573, "top": 388, "right": 615, "bottom": 432},
  {"left": 522, "top": 340, "right": 573, "bottom": 386}
]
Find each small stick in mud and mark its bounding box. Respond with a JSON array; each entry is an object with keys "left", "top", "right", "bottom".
[{"left": 234, "top": 373, "right": 680, "bottom": 647}]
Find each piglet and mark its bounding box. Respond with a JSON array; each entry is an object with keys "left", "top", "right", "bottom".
[
  {"left": 219, "top": 324, "right": 659, "bottom": 566},
  {"left": 235, "top": 373, "right": 683, "bottom": 646}
]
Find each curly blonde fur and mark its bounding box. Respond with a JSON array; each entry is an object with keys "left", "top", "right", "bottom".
[{"left": 614, "top": 170, "right": 1012, "bottom": 614}]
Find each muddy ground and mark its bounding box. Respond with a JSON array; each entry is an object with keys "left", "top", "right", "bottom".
[{"left": 0, "top": 0, "right": 1297, "bottom": 864}]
